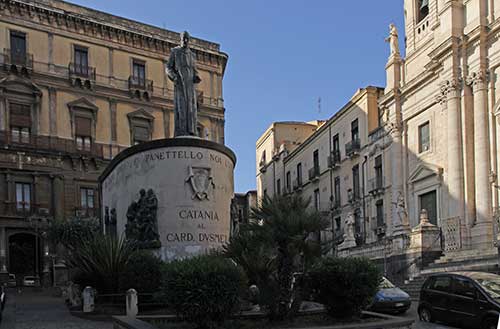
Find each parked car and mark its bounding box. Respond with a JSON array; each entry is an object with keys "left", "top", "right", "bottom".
[
  {"left": 6, "top": 274, "right": 15, "bottom": 287},
  {"left": 369, "top": 276, "right": 411, "bottom": 314},
  {"left": 22, "top": 276, "right": 36, "bottom": 287},
  {"left": 418, "top": 271, "right": 500, "bottom": 329}
]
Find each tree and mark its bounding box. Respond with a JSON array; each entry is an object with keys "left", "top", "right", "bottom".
[
  {"left": 224, "top": 194, "right": 330, "bottom": 321},
  {"left": 46, "top": 217, "right": 100, "bottom": 252}
]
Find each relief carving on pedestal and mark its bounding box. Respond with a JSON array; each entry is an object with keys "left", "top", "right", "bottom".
[{"left": 125, "top": 188, "right": 161, "bottom": 249}]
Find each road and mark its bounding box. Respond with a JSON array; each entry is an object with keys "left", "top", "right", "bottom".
[{"left": 1, "top": 288, "right": 112, "bottom": 329}]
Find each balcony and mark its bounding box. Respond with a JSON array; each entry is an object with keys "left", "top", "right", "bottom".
[
  {"left": 3, "top": 48, "right": 33, "bottom": 73},
  {"left": 0, "top": 131, "right": 107, "bottom": 159},
  {"left": 2, "top": 202, "right": 52, "bottom": 219},
  {"left": 128, "top": 76, "right": 153, "bottom": 100},
  {"left": 347, "top": 188, "right": 360, "bottom": 204},
  {"left": 75, "top": 207, "right": 99, "bottom": 218},
  {"left": 331, "top": 198, "right": 342, "bottom": 214},
  {"left": 368, "top": 176, "right": 385, "bottom": 195},
  {"left": 308, "top": 166, "right": 320, "bottom": 182},
  {"left": 69, "top": 63, "right": 96, "bottom": 88},
  {"left": 345, "top": 138, "right": 361, "bottom": 157},
  {"left": 368, "top": 126, "right": 387, "bottom": 143},
  {"left": 258, "top": 159, "right": 267, "bottom": 173},
  {"left": 327, "top": 150, "right": 341, "bottom": 169},
  {"left": 292, "top": 178, "right": 303, "bottom": 191}
]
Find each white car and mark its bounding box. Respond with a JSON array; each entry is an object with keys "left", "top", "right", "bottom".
[{"left": 22, "top": 276, "right": 36, "bottom": 287}]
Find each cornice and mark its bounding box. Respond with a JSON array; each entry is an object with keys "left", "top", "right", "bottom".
[{"left": 0, "top": 0, "right": 228, "bottom": 71}]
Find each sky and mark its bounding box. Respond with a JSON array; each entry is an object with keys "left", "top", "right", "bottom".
[{"left": 70, "top": 0, "right": 405, "bottom": 193}]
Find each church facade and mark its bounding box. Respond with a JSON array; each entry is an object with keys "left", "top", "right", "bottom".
[
  {"left": 256, "top": 0, "right": 500, "bottom": 281},
  {"left": 0, "top": 0, "right": 227, "bottom": 285}
]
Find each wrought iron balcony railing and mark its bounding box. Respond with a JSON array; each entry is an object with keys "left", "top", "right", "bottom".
[
  {"left": 69, "top": 63, "right": 96, "bottom": 80},
  {"left": 368, "top": 176, "right": 385, "bottom": 194},
  {"left": 292, "top": 178, "right": 303, "bottom": 191},
  {"left": 3, "top": 48, "right": 33, "bottom": 69},
  {"left": 328, "top": 150, "right": 341, "bottom": 168},
  {"left": 308, "top": 166, "right": 320, "bottom": 181},
  {"left": 128, "top": 76, "right": 153, "bottom": 92},
  {"left": 345, "top": 138, "right": 361, "bottom": 157}
]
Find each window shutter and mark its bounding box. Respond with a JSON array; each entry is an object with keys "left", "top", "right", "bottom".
[
  {"left": 75, "top": 116, "right": 92, "bottom": 136},
  {"left": 134, "top": 126, "right": 150, "bottom": 141},
  {"left": 10, "top": 103, "right": 31, "bottom": 127}
]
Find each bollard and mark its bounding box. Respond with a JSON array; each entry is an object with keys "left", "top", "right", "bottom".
[
  {"left": 82, "top": 286, "right": 95, "bottom": 313},
  {"left": 126, "top": 288, "right": 138, "bottom": 318}
]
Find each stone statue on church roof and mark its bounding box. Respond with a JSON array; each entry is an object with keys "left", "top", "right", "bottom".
[{"left": 385, "top": 23, "right": 400, "bottom": 57}]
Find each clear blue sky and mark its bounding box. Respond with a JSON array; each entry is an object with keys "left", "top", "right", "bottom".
[{"left": 71, "top": 0, "right": 405, "bottom": 193}]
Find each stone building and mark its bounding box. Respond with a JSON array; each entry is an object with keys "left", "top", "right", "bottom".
[
  {"left": 256, "top": 0, "right": 500, "bottom": 282},
  {"left": 0, "top": 0, "right": 227, "bottom": 285}
]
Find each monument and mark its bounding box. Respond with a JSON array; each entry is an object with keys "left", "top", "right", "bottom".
[{"left": 100, "top": 31, "right": 235, "bottom": 261}]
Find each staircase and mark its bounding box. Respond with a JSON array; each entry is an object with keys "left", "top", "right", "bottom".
[{"left": 399, "top": 247, "right": 499, "bottom": 301}]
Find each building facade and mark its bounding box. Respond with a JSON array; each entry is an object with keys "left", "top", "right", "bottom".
[
  {"left": 0, "top": 0, "right": 227, "bottom": 285},
  {"left": 256, "top": 0, "right": 500, "bottom": 281}
]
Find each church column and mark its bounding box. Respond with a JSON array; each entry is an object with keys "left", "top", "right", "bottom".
[
  {"left": 441, "top": 79, "right": 465, "bottom": 220},
  {"left": 467, "top": 71, "right": 493, "bottom": 246}
]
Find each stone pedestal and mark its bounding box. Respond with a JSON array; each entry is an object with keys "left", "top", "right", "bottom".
[
  {"left": 101, "top": 137, "right": 236, "bottom": 261},
  {"left": 126, "top": 289, "right": 138, "bottom": 318},
  {"left": 409, "top": 210, "right": 441, "bottom": 253}
]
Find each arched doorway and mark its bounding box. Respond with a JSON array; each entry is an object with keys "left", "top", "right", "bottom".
[{"left": 8, "top": 233, "right": 41, "bottom": 283}]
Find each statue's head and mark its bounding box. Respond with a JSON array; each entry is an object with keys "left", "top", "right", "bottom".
[
  {"left": 180, "top": 31, "right": 190, "bottom": 48},
  {"left": 139, "top": 189, "right": 146, "bottom": 197},
  {"left": 147, "top": 189, "right": 154, "bottom": 196}
]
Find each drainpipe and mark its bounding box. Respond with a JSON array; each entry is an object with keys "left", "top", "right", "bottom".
[{"left": 362, "top": 155, "right": 368, "bottom": 243}]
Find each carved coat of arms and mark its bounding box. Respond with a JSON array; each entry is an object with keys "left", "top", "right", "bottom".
[{"left": 185, "top": 166, "right": 215, "bottom": 200}]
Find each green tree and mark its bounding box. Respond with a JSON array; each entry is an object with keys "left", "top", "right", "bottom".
[
  {"left": 46, "top": 217, "right": 100, "bottom": 252},
  {"left": 224, "top": 194, "right": 330, "bottom": 321}
]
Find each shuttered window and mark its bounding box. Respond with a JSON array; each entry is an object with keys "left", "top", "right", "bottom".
[
  {"left": 419, "top": 121, "right": 430, "bottom": 153},
  {"left": 133, "top": 125, "right": 150, "bottom": 145},
  {"left": 75, "top": 116, "right": 92, "bottom": 151},
  {"left": 10, "top": 103, "right": 31, "bottom": 143}
]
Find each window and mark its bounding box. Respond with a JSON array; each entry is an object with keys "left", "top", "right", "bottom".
[
  {"left": 276, "top": 179, "right": 281, "bottom": 196},
  {"left": 297, "top": 163, "right": 303, "bottom": 185},
  {"left": 132, "top": 60, "right": 146, "bottom": 87},
  {"left": 75, "top": 116, "right": 92, "bottom": 151},
  {"left": 10, "top": 103, "right": 31, "bottom": 143},
  {"left": 74, "top": 46, "right": 89, "bottom": 76},
  {"left": 375, "top": 155, "right": 383, "bottom": 188},
  {"left": 419, "top": 190, "right": 437, "bottom": 225},
  {"left": 351, "top": 119, "right": 359, "bottom": 141},
  {"left": 352, "top": 164, "right": 360, "bottom": 199},
  {"left": 376, "top": 200, "right": 384, "bottom": 227},
  {"left": 430, "top": 276, "right": 452, "bottom": 292},
  {"left": 130, "top": 118, "right": 151, "bottom": 145},
  {"left": 332, "top": 134, "right": 340, "bottom": 153},
  {"left": 10, "top": 31, "right": 26, "bottom": 65},
  {"left": 314, "top": 189, "right": 320, "bottom": 210},
  {"left": 15, "top": 182, "right": 31, "bottom": 212},
  {"left": 453, "top": 277, "right": 476, "bottom": 298},
  {"left": 286, "top": 171, "right": 291, "bottom": 192},
  {"left": 80, "top": 188, "right": 95, "bottom": 209},
  {"left": 313, "top": 149, "right": 319, "bottom": 172},
  {"left": 417, "top": 0, "right": 429, "bottom": 23},
  {"left": 334, "top": 177, "right": 341, "bottom": 206},
  {"left": 334, "top": 217, "right": 341, "bottom": 232},
  {"left": 418, "top": 121, "right": 430, "bottom": 153}
]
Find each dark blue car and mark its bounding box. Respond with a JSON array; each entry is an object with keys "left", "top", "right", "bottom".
[{"left": 369, "top": 277, "right": 411, "bottom": 314}]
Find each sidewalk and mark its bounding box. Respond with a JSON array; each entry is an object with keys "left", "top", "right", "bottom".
[{"left": 1, "top": 288, "right": 112, "bottom": 329}]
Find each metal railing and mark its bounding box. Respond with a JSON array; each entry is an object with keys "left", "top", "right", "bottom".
[
  {"left": 308, "top": 166, "right": 320, "bottom": 181},
  {"left": 347, "top": 188, "right": 360, "bottom": 203},
  {"left": 292, "top": 178, "right": 303, "bottom": 191},
  {"left": 128, "top": 76, "right": 153, "bottom": 92},
  {"left": 3, "top": 48, "right": 33, "bottom": 69},
  {"left": 328, "top": 150, "right": 341, "bottom": 168},
  {"left": 368, "top": 176, "right": 385, "bottom": 194},
  {"left": 0, "top": 131, "right": 106, "bottom": 159},
  {"left": 345, "top": 138, "right": 361, "bottom": 157},
  {"left": 369, "top": 125, "right": 387, "bottom": 143},
  {"left": 68, "top": 62, "right": 96, "bottom": 80}
]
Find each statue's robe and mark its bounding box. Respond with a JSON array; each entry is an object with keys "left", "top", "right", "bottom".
[{"left": 166, "top": 46, "right": 201, "bottom": 137}]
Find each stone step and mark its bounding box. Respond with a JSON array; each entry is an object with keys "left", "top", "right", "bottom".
[
  {"left": 421, "top": 261, "right": 498, "bottom": 276},
  {"left": 429, "top": 254, "right": 498, "bottom": 268},
  {"left": 434, "top": 248, "right": 497, "bottom": 263}
]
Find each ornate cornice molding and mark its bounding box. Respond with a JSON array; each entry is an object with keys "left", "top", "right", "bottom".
[
  {"left": 437, "top": 78, "right": 462, "bottom": 104},
  {"left": 0, "top": 0, "right": 227, "bottom": 69}
]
